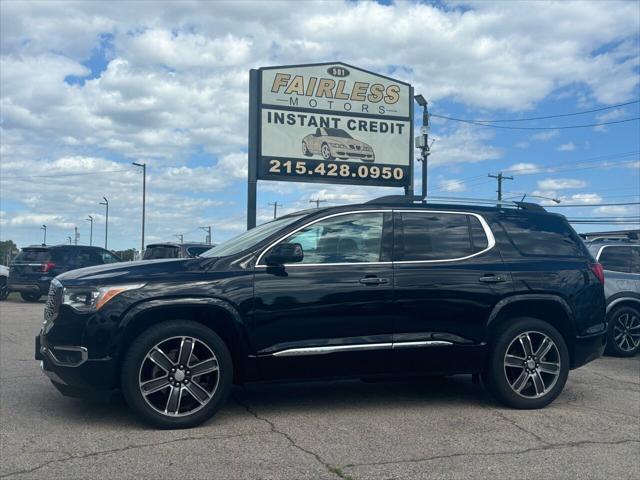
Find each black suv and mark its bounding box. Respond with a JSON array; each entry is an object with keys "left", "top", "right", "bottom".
[
  {"left": 9, "top": 245, "right": 121, "bottom": 302},
  {"left": 36, "top": 198, "right": 606, "bottom": 429},
  {"left": 143, "top": 242, "right": 213, "bottom": 260}
]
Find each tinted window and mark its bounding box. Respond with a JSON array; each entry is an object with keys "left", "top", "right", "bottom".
[
  {"left": 281, "top": 212, "right": 383, "bottom": 264},
  {"left": 399, "top": 212, "right": 486, "bottom": 261},
  {"left": 100, "top": 251, "right": 120, "bottom": 264},
  {"left": 143, "top": 246, "right": 180, "bottom": 259},
  {"left": 14, "top": 249, "right": 51, "bottom": 262},
  {"left": 500, "top": 215, "right": 583, "bottom": 257},
  {"left": 599, "top": 246, "right": 632, "bottom": 273}
]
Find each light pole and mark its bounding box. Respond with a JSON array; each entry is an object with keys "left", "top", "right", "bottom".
[
  {"left": 41, "top": 225, "right": 47, "bottom": 245},
  {"left": 132, "top": 162, "right": 146, "bottom": 253},
  {"left": 268, "top": 201, "right": 281, "bottom": 219},
  {"left": 74, "top": 226, "right": 79, "bottom": 245},
  {"left": 200, "top": 226, "right": 212, "bottom": 244},
  {"left": 414, "top": 94, "right": 431, "bottom": 199},
  {"left": 99, "top": 197, "right": 109, "bottom": 249},
  {"left": 67, "top": 236, "right": 72, "bottom": 245},
  {"left": 174, "top": 234, "right": 184, "bottom": 244},
  {"left": 309, "top": 199, "right": 326, "bottom": 208},
  {"left": 86, "top": 216, "right": 93, "bottom": 246}
]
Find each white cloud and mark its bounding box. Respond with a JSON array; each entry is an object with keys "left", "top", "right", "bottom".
[
  {"left": 537, "top": 178, "right": 587, "bottom": 190},
  {"left": 437, "top": 178, "right": 466, "bottom": 193},
  {"left": 429, "top": 125, "right": 502, "bottom": 166},
  {"left": 557, "top": 142, "right": 576, "bottom": 151},
  {"left": 531, "top": 130, "right": 560, "bottom": 141},
  {"left": 594, "top": 205, "right": 639, "bottom": 215},
  {"left": 506, "top": 162, "right": 540, "bottom": 174},
  {"left": 515, "top": 141, "right": 530, "bottom": 149}
]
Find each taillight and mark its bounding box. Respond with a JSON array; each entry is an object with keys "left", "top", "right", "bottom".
[
  {"left": 41, "top": 262, "right": 56, "bottom": 273},
  {"left": 589, "top": 263, "right": 605, "bottom": 284}
]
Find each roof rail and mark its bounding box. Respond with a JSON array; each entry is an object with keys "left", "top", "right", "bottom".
[{"left": 366, "top": 195, "right": 546, "bottom": 212}]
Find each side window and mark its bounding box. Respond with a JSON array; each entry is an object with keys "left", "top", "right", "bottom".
[
  {"left": 399, "top": 212, "right": 486, "bottom": 261},
  {"left": 76, "top": 249, "right": 97, "bottom": 266},
  {"left": 500, "top": 215, "right": 583, "bottom": 257},
  {"left": 279, "top": 212, "right": 384, "bottom": 264},
  {"left": 599, "top": 247, "right": 632, "bottom": 273},
  {"left": 101, "top": 251, "right": 120, "bottom": 264}
]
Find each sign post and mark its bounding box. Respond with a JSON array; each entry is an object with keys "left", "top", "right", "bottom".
[{"left": 247, "top": 62, "right": 413, "bottom": 229}]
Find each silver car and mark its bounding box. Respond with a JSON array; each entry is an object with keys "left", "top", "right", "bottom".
[
  {"left": 587, "top": 241, "right": 640, "bottom": 356},
  {"left": 302, "top": 128, "right": 375, "bottom": 162}
]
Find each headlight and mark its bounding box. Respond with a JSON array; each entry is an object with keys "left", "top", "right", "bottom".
[
  {"left": 363, "top": 146, "right": 372, "bottom": 151},
  {"left": 329, "top": 143, "right": 346, "bottom": 148},
  {"left": 62, "top": 283, "right": 145, "bottom": 312}
]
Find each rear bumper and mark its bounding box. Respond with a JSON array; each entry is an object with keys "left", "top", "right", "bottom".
[
  {"left": 571, "top": 331, "right": 607, "bottom": 369},
  {"left": 9, "top": 281, "right": 49, "bottom": 294}
]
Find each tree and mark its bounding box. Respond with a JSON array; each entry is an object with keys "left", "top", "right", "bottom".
[
  {"left": 114, "top": 248, "right": 137, "bottom": 261},
  {"left": 0, "top": 240, "right": 18, "bottom": 266}
]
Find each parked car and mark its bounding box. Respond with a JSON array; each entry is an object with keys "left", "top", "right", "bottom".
[
  {"left": 36, "top": 196, "right": 606, "bottom": 429},
  {"left": 0, "top": 264, "right": 9, "bottom": 300},
  {"left": 302, "top": 127, "right": 375, "bottom": 162},
  {"left": 586, "top": 240, "right": 640, "bottom": 356},
  {"left": 143, "top": 243, "right": 213, "bottom": 260},
  {"left": 9, "top": 245, "right": 121, "bottom": 302}
]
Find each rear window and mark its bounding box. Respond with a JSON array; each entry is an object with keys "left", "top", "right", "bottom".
[
  {"left": 500, "top": 214, "right": 584, "bottom": 257},
  {"left": 599, "top": 246, "right": 640, "bottom": 274},
  {"left": 143, "top": 245, "right": 180, "bottom": 260},
  {"left": 14, "top": 249, "right": 51, "bottom": 262}
]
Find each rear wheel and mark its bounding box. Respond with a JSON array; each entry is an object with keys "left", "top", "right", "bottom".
[
  {"left": 20, "top": 292, "right": 41, "bottom": 302},
  {"left": 302, "top": 142, "right": 313, "bottom": 157},
  {"left": 121, "top": 320, "right": 233, "bottom": 429},
  {"left": 483, "top": 317, "right": 569, "bottom": 409},
  {"left": 606, "top": 306, "right": 640, "bottom": 357},
  {"left": 0, "top": 278, "right": 8, "bottom": 301}
]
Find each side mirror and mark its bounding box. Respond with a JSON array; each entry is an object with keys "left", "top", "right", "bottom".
[{"left": 264, "top": 243, "right": 303, "bottom": 266}]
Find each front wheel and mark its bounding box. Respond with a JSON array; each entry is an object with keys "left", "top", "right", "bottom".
[
  {"left": 121, "top": 320, "right": 233, "bottom": 429},
  {"left": 606, "top": 306, "right": 640, "bottom": 357},
  {"left": 321, "top": 143, "right": 335, "bottom": 160},
  {"left": 21, "top": 292, "right": 41, "bottom": 302},
  {"left": 483, "top": 317, "right": 569, "bottom": 409},
  {"left": 0, "top": 278, "right": 8, "bottom": 301}
]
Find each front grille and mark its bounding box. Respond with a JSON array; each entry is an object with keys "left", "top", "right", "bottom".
[{"left": 44, "top": 280, "right": 63, "bottom": 322}]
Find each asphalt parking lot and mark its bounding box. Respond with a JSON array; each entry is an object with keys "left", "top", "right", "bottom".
[{"left": 1, "top": 299, "right": 638, "bottom": 480}]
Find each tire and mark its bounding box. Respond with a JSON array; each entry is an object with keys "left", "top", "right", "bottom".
[
  {"left": 302, "top": 142, "right": 313, "bottom": 157},
  {"left": 0, "top": 278, "right": 8, "bottom": 301},
  {"left": 483, "top": 317, "right": 569, "bottom": 409},
  {"left": 606, "top": 306, "right": 640, "bottom": 357},
  {"left": 121, "top": 320, "right": 233, "bottom": 429},
  {"left": 20, "top": 292, "right": 41, "bottom": 302},
  {"left": 321, "top": 142, "right": 335, "bottom": 161}
]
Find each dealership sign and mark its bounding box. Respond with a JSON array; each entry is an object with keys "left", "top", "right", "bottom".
[{"left": 248, "top": 62, "right": 414, "bottom": 189}]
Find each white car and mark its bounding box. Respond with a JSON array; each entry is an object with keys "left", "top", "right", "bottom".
[{"left": 0, "top": 265, "right": 9, "bottom": 301}]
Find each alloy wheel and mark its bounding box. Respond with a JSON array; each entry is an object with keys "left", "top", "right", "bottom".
[
  {"left": 321, "top": 144, "right": 331, "bottom": 159},
  {"left": 613, "top": 312, "right": 640, "bottom": 353},
  {"left": 503, "top": 331, "right": 561, "bottom": 399},
  {"left": 138, "top": 336, "right": 220, "bottom": 417}
]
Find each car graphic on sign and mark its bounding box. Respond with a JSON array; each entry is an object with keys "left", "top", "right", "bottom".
[{"left": 302, "top": 128, "right": 375, "bottom": 162}]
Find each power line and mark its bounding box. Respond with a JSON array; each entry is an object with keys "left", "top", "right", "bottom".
[
  {"left": 432, "top": 100, "right": 640, "bottom": 123},
  {"left": 430, "top": 115, "right": 640, "bottom": 130},
  {"left": 0, "top": 169, "right": 130, "bottom": 180},
  {"left": 547, "top": 202, "right": 640, "bottom": 208}
]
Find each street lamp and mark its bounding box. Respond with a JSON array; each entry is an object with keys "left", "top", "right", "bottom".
[
  {"left": 414, "top": 94, "right": 431, "bottom": 199},
  {"left": 99, "top": 197, "right": 109, "bottom": 249},
  {"left": 132, "top": 162, "right": 146, "bottom": 253},
  {"left": 41, "top": 225, "right": 47, "bottom": 245},
  {"left": 86, "top": 215, "right": 94, "bottom": 246}
]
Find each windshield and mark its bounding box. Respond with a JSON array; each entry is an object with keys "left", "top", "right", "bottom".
[
  {"left": 200, "top": 214, "right": 305, "bottom": 258},
  {"left": 325, "top": 128, "right": 352, "bottom": 139},
  {"left": 143, "top": 245, "right": 180, "bottom": 259}
]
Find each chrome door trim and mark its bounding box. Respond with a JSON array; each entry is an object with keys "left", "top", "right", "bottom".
[
  {"left": 393, "top": 209, "right": 496, "bottom": 264},
  {"left": 255, "top": 208, "right": 495, "bottom": 267},
  {"left": 270, "top": 340, "right": 453, "bottom": 357}
]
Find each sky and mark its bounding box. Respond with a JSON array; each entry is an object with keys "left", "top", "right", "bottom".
[{"left": 1, "top": 0, "right": 639, "bottom": 251}]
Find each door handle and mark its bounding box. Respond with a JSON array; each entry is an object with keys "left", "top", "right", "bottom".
[
  {"left": 479, "top": 274, "right": 507, "bottom": 283},
  {"left": 359, "top": 277, "right": 389, "bottom": 286}
]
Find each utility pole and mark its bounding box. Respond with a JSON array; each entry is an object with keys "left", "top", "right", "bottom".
[
  {"left": 86, "top": 216, "right": 93, "bottom": 246},
  {"left": 99, "top": 197, "right": 109, "bottom": 249},
  {"left": 268, "top": 201, "right": 282, "bottom": 220},
  {"left": 132, "top": 162, "right": 146, "bottom": 253},
  {"left": 41, "top": 225, "right": 47, "bottom": 245},
  {"left": 488, "top": 172, "right": 514, "bottom": 201},
  {"left": 174, "top": 234, "right": 184, "bottom": 244},
  {"left": 74, "top": 226, "right": 79, "bottom": 246},
  {"left": 309, "top": 198, "right": 326, "bottom": 209},
  {"left": 414, "top": 94, "right": 432, "bottom": 199},
  {"left": 200, "top": 226, "right": 212, "bottom": 245}
]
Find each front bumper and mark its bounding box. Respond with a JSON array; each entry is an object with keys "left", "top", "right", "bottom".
[{"left": 36, "top": 333, "right": 118, "bottom": 398}]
